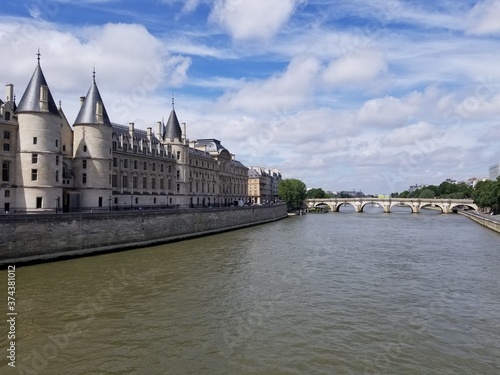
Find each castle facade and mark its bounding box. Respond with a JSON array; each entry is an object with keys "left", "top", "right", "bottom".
[{"left": 0, "top": 57, "right": 248, "bottom": 213}]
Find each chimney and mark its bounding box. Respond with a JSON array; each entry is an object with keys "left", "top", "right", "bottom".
[
  {"left": 129, "top": 122, "right": 135, "bottom": 139},
  {"left": 96, "top": 101, "right": 103, "bottom": 123},
  {"left": 5, "top": 84, "right": 13, "bottom": 102},
  {"left": 147, "top": 127, "right": 152, "bottom": 140},
  {"left": 157, "top": 121, "right": 163, "bottom": 139},
  {"left": 40, "top": 85, "right": 48, "bottom": 112},
  {"left": 80, "top": 96, "right": 86, "bottom": 106}
]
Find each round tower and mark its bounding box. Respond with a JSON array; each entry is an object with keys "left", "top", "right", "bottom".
[
  {"left": 162, "top": 99, "right": 189, "bottom": 205},
  {"left": 15, "top": 53, "right": 63, "bottom": 212},
  {"left": 72, "top": 70, "right": 113, "bottom": 211}
]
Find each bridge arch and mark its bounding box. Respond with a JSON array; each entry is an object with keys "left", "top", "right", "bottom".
[
  {"left": 450, "top": 202, "right": 478, "bottom": 212},
  {"left": 360, "top": 201, "right": 385, "bottom": 213},
  {"left": 335, "top": 202, "right": 356, "bottom": 212},
  {"left": 419, "top": 202, "right": 445, "bottom": 213},
  {"left": 389, "top": 202, "right": 414, "bottom": 213}
]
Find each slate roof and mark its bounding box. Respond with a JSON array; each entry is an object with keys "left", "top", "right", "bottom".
[
  {"left": 16, "top": 61, "right": 60, "bottom": 116},
  {"left": 163, "top": 109, "right": 182, "bottom": 140},
  {"left": 74, "top": 75, "right": 111, "bottom": 126}
]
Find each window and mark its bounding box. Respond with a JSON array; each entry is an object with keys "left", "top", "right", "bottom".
[
  {"left": 122, "top": 175, "right": 128, "bottom": 188},
  {"left": 3, "top": 131, "right": 10, "bottom": 139},
  {"left": 56, "top": 156, "right": 59, "bottom": 166},
  {"left": 152, "top": 163, "right": 156, "bottom": 172},
  {"left": 33, "top": 137, "right": 37, "bottom": 145},
  {"left": 143, "top": 162, "right": 147, "bottom": 171},
  {"left": 82, "top": 173, "right": 87, "bottom": 184},
  {"left": 176, "top": 170, "right": 180, "bottom": 179},
  {"left": 124, "top": 159, "right": 128, "bottom": 168},
  {"left": 168, "top": 165, "right": 172, "bottom": 173},
  {"left": 4, "top": 190, "right": 10, "bottom": 198},
  {"left": 113, "top": 157, "right": 117, "bottom": 167},
  {"left": 63, "top": 144, "right": 66, "bottom": 152},
  {"left": 160, "top": 164, "right": 164, "bottom": 173},
  {"left": 153, "top": 198, "right": 157, "bottom": 204},
  {"left": 134, "top": 160, "right": 138, "bottom": 169},
  {"left": 55, "top": 170, "right": 59, "bottom": 182},
  {"left": 135, "top": 197, "right": 138, "bottom": 204},
  {"left": 82, "top": 160, "right": 87, "bottom": 169},
  {"left": 142, "top": 177, "right": 147, "bottom": 189},
  {"left": 113, "top": 141, "right": 117, "bottom": 150},
  {"left": 177, "top": 151, "right": 181, "bottom": 160},
  {"left": 83, "top": 145, "right": 87, "bottom": 152},
  {"left": 160, "top": 179, "right": 164, "bottom": 190},
  {"left": 112, "top": 174, "right": 117, "bottom": 188},
  {"left": 98, "top": 197, "right": 103, "bottom": 208},
  {"left": 177, "top": 183, "right": 180, "bottom": 193},
  {"left": 133, "top": 176, "right": 138, "bottom": 189},
  {"left": 31, "top": 169, "right": 38, "bottom": 181},
  {"left": 152, "top": 178, "right": 156, "bottom": 189},
  {"left": 3, "top": 143, "right": 9, "bottom": 152},
  {"left": 114, "top": 197, "right": 118, "bottom": 204},
  {"left": 55, "top": 139, "right": 58, "bottom": 147},
  {"left": 5, "top": 112, "right": 10, "bottom": 121},
  {"left": 36, "top": 197, "right": 42, "bottom": 209},
  {"left": 123, "top": 144, "right": 128, "bottom": 152}
]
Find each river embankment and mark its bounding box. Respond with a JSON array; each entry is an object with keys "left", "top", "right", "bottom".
[
  {"left": 458, "top": 211, "right": 500, "bottom": 234},
  {"left": 0, "top": 204, "right": 288, "bottom": 267}
]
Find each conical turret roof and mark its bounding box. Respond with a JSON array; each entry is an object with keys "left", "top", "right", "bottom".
[
  {"left": 74, "top": 73, "right": 111, "bottom": 126},
  {"left": 17, "top": 59, "right": 59, "bottom": 116},
  {"left": 163, "top": 109, "right": 182, "bottom": 140}
]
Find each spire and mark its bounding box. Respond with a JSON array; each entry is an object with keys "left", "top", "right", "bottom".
[
  {"left": 16, "top": 51, "right": 60, "bottom": 116},
  {"left": 74, "top": 70, "right": 111, "bottom": 126},
  {"left": 163, "top": 107, "right": 182, "bottom": 141}
]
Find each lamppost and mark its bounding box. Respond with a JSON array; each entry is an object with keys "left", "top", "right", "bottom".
[
  {"left": 108, "top": 196, "right": 112, "bottom": 211},
  {"left": 55, "top": 195, "right": 60, "bottom": 213},
  {"left": 130, "top": 195, "right": 133, "bottom": 210}
]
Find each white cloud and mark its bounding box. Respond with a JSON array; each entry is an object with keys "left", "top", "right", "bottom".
[
  {"left": 209, "top": 0, "right": 300, "bottom": 41},
  {"left": 382, "top": 121, "right": 443, "bottom": 147},
  {"left": 217, "top": 55, "right": 320, "bottom": 113},
  {"left": 323, "top": 49, "right": 387, "bottom": 86},
  {"left": 466, "top": 0, "right": 500, "bottom": 35}
]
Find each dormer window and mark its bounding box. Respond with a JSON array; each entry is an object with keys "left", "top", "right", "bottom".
[{"left": 5, "top": 112, "right": 10, "bottom": 121}]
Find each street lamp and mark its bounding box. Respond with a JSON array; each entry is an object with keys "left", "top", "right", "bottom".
[{"left": 108, "top": 196, "right": 112, "bottom": 211}]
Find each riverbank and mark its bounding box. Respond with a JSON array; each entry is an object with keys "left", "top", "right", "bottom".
[
  {"left": 458, "top": 211, "right": 500, "bottom": 234},
  {"left": 0, "top": 204, "right": 288, "bottom": 267}
]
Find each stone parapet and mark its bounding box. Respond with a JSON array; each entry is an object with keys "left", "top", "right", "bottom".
[
  {"left": 458, "top": 211, "right": 500, "bottom": 234},
  {"left": 0, "top": 204, "right": 288, "bottom": 267}
]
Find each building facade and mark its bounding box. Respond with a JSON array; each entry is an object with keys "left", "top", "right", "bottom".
[
  {"left": 489, "top": 163, "right": 500, "bottom": 181},
  {"left": 0, "top": 57, "right": 248, "bottom": 213},
  {"left": 248, "top": 166, "right": 282, "bottom": 204}
]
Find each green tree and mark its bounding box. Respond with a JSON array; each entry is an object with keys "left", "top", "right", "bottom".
[
  {"left": 306, "top": 188, "right": 327, "bottom": 199},
  {"left": 473, "top": 178, "right": 500, "bottom": 213},
  {"left": 278, "top": 179, "right": 307, "bottom": 210},
  {"left": 419, "top": 188, "right": 436, "bottom": 199}
]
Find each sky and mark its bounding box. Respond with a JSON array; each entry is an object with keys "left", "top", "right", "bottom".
[{"left": 1, "top": 0, "right": 499, "bottom": 194}]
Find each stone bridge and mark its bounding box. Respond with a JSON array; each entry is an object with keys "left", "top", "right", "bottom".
[{"left": 305, "top": 198, "right": 478, "bottom": 214}]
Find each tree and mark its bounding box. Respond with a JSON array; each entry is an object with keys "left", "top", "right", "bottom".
[
  {"left": 473, "top": 178, "right": 500, "bottom": 213},
  {"left": 278, "top": 179, "right": 307, "bottom": 210},
  {"left": 306, "top": 188, "right": 327, "bottom": 199},
  {"left": 419, "top": 188, "right": 436, "bottom": 199}
]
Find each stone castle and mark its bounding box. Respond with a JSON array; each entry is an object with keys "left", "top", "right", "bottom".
[{"left": 0, "top": 55, "right": 248, "bottom": 213}]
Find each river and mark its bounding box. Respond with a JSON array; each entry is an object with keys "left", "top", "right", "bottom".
[{"left": 2, "top": 208, "right": 499, "bottom": 374}]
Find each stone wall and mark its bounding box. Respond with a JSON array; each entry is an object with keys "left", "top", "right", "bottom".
[
  {"left": 459, "top": 211, "right": 500, "bottom": 234},
  {"left": 0, "top": 204, "right": 288, "bottom": 266}
]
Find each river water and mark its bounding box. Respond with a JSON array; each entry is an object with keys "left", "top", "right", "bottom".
[{"left": 2, "top": 208, "right": 500, "bottom": 375}]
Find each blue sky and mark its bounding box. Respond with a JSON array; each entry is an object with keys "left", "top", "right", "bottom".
[{"left": 1, "top": 0, "right": 499, "bottom": 194}]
